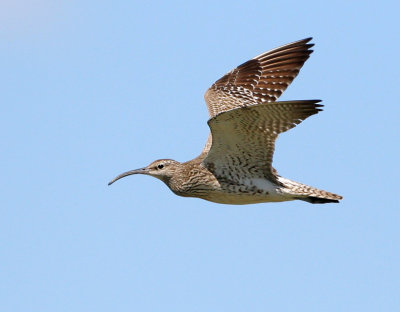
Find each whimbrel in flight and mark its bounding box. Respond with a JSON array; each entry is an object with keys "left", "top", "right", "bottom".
[{"left": 109, "top": 38, "right": 342, "bottom": 204}]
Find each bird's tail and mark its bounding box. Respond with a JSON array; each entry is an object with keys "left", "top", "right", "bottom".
[{"left": 278, "top": 177, "right": 343, "bottom": 204}]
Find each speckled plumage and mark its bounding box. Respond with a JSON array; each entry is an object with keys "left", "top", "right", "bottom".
[{"left": 109, "top": 38, "right": 343, "bottom": 204}]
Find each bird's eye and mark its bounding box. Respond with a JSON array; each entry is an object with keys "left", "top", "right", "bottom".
[{"left": 157, "top": 164, "right": 164, "bottom": 169}]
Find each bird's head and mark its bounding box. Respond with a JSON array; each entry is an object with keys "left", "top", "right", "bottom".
[{"left": 108, "top": 159, "right": 181, "bottom": 186}]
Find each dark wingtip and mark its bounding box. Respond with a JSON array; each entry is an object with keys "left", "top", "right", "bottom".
[
  {"left": 294, "top": 37, "right": 313, "bottom": 45},
  {"left": 312, "top": 100, "right": 324, "bottom": 111},
  {"left": 301, "top": 38, "right": 314, "bottom": 52}
]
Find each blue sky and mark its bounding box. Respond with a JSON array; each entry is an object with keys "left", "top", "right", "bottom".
[{"left": 1, "top": 1, "right": 399, "bottom": 311}]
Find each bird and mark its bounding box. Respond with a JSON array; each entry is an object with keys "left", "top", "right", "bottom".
[{"left": 108, "top": 38, "right": 343, "bottom": 204}]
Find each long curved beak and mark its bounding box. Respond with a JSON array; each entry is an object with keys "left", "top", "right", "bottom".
[{"left": 108, "top": 167, "right": 149, "bottom": 185}]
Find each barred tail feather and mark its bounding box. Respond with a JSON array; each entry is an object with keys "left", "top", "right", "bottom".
[{"left": 278, "top": 177, "right": 343, "bottom": 204}]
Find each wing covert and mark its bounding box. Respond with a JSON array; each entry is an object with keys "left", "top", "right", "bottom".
[{"left": 202, "top": 100, "right": 322, "bottom": 182}]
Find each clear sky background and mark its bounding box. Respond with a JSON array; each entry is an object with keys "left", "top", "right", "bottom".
[{"left": 1, "top": 1, "right": 399, "bottom": 311}]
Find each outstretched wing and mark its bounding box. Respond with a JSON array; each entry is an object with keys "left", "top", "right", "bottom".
[
  {"left": 204, "top": 38, "right": 314, "bottom": 118},
  {"left": 201, "top": 38, "right": 314, "bottom": 154},
  {"left": 202, "top": 100, "right": 322, "bottom": 183}
]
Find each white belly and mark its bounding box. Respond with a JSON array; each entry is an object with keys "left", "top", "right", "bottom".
[{"left": 198, "top": 178, "right": 295, "bottom": 205}]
